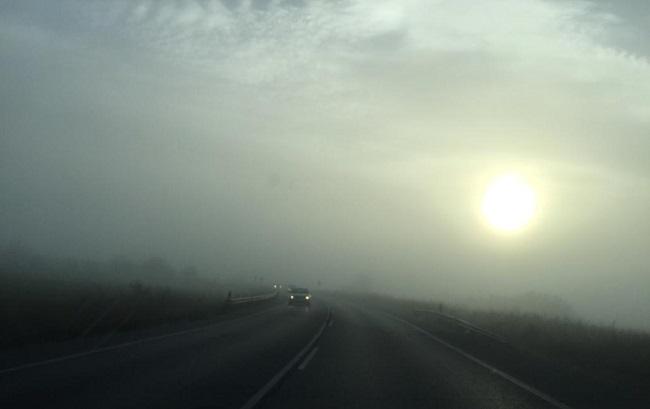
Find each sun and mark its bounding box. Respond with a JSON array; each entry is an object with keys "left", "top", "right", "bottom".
[{"left": 481, "top": 173, "right": 537, "bottom": 232}]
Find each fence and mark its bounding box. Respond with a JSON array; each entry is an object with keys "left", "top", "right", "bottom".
[
  {"left": 227, "top": 292, "right": 279, "bottom": 305},
  {"left": 414, "top": 309, "right": 507, "bottom": 344}
]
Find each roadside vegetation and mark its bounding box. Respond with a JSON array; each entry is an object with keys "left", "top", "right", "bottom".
[
  {"left": 444, "top": 304, "right": 650, "bottom": 382},
  {"left": 0, "top": 246, "right": 273, "bottom": 350},
  {"left": 343, "top": 291, "right": 650, "bottom": 407}
]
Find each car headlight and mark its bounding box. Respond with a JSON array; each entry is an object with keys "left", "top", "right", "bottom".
[
  {"left": 290, "top": 295, "right": 294, "bottom": 299},
  {"left": 305, "top": 295, "right": 311, "bottom": 300}
]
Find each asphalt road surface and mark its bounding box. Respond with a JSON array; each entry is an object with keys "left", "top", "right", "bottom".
[{"left": 1, "top": 295, "right": 571, "bottom": 409}]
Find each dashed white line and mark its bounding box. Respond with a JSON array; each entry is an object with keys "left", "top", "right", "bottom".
[
  {"left": 239, "top": 307, "right": 331, "bottom": 409},
  {"left": 298, "top": 347, "right": 319, "bottom": 370}
]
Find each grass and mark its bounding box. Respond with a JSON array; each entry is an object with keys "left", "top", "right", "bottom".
[
  {"left": 337, "top": 291, "right": 650, "bottom": 406},
  {"left": 0, "top": 247, "right": 273, "bottom": 349},
  {"left": 452, "top": 306, "right": 650, "bottom": 384}
]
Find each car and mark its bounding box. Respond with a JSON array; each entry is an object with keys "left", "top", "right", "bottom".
[{"left": 288, "top": 287, "right": 311, "bottom": 306}]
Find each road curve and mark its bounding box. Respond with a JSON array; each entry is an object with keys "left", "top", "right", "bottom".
[
  {"left": 1, "top": 295, "right": 573, "bottom": 409},
  {"left": 262, "top": 297, "right": 566, "bottom": 409}
]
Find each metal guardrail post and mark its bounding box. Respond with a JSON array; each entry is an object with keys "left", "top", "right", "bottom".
[
  {"left": 414, "top": 309, "right": 508, "bottom": 344},
  {"left": 228, "top": 292, "right": 279, "bottom": 305}
]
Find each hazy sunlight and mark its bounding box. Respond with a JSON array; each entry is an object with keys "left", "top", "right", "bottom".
[{"left": 481, "top": 174, "right": 537, "bottom": 232}]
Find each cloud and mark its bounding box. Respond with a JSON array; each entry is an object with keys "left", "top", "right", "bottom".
[
  {"left": 1, "top": 0, "right": 650, "bottom": 327},
  {"left": 71, "top": 0, "right": 648, "bottom": 170}
]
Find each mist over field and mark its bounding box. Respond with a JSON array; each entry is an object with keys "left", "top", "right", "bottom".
[{"left": 2, "top": 0, "right": 650, "bottom": 329}]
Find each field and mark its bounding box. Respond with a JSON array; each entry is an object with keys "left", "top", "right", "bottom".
[{"left": 0, "top": 248, "right": 272, "bottom": 349}]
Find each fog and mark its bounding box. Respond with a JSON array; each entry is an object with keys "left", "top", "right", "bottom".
[{"left": 1, "top": 1, "right": 649, "bottom": 329}]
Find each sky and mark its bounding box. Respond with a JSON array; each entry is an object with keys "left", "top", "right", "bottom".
[{"left": 1, "top": 0, "right": 649, "bottom": 328}]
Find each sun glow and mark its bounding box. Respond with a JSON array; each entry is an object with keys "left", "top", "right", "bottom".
[{"left": 481, "top": 173, "right": 537, "bottom": 232}]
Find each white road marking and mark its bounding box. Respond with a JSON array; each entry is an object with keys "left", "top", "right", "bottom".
[
  {"left": 328, "top": 320, "right": 334, "bottom": 327},
  {"left": 0, "top": 307, "right": 281, "bottom": 375},
  {"left": 298, "top": 347, "right": 319, "bottom": 370},
  {"left": 239, "top": 307, "right": 331, "bottom": 409},
  {"left": 389, "top": 314, "right": 575, "bottom": 409}
]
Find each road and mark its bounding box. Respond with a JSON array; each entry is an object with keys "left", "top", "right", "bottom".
[{"left": 0, "top": 295, "right": 570, "bottom": 409}]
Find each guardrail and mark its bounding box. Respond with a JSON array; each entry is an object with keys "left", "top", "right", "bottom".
[
  {"left": 227, "top": 292, "right": 279, "bottom": 305},
  {"left": 414, "top": 309, "right": 507, "bottom": 344}
]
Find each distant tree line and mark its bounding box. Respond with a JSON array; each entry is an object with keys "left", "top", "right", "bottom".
[{"left": 0, "top": 244, "right": 205, "bottom": 288}]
